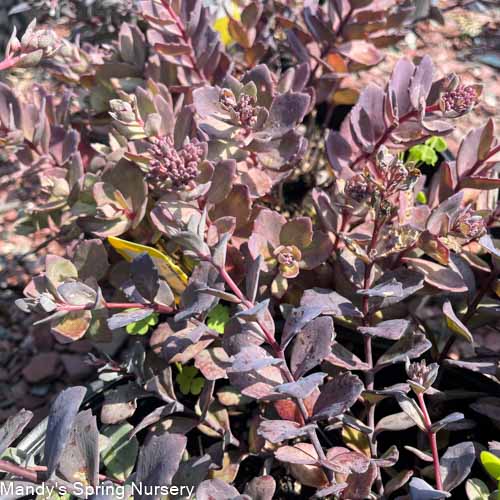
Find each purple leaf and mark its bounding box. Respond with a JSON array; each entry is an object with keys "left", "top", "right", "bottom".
[
  {"left": 196, "top": 479, "right": 241, "bottom": 500},
  {"left": 136, "top": 433, "right": 187, "bottom": 500},
  {"left": 376, "top": 332, "right": 432, "bottom": 366},
  {"left": 358, "top": 319, "right": 410, "bottom": 340},
  {"left": 290, "top": 316, "right": 334, "bottom": 378},
  {"left": 0, "top": 410, "right": 33, "bottom": 456},
  {"left": 312, "top": 373, "right": 364, "bottom": 421},
  {"left": 258, "top": 420, "right": 316, "bottom": 444},
  {"left": 275, "top": 372, "right": 327, "bottom": 399},
  {"left": 43, "top": 386, "right": 87, "bottom": 478},
  {"left": 281, "top": 305, "right": 324, "bottom": 349},
  {"left": 301, "top": 288, "right": 362, "bottom": 318}
]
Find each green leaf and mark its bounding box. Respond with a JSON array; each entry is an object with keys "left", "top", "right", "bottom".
[
  {"left": 481, "top": 451, "right": 500, "bottom": 481},
  {"left": 426, "top": 136, "right": 448, "bottom": 153},
  {"left": 206, "top": 304, "right": 230, "bottom": 334},
  {"left": 416, "top": 191, "right": 428, "bottom": 204},
  {"left": 408, "top": 144, "right": 438, "bottom": 166},
  {"left": 125, "top": 311, "right": 159, "bottom": 335},
  {"left": 465, "top": 478, "right": 490, "bottom": 500},
  {"left": 101, "top": 423, "right": 139, "bottom": 481},
  {"left": 176, "top": 364, "right": 205, "bottom": 396}
]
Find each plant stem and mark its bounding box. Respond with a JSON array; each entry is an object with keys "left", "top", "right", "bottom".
[
  {"left": 361, "top": 216, "right": 383, "bottom": 493},
  {"left": 417, "top": 392, "right": 443, "bottom": 491},
  {"left": 159, "top": 0, "right": 206, "bottom": 82},
  {"left": 213, "top": 259, "right": 334, "bottom": 481},
  {"left": 58, "top": 302, "right": 174, "bottom": 314},
  {"left": 0, "top": 55, "right": 21, "bottom": 72}
]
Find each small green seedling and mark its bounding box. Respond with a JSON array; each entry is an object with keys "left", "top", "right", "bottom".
[
  {"left": 480, "top": 451, "right": 500, "bottom": 499},
  {"left": 408, "top": 136, "right": 448, "bottom": 167},
  {"left": 206, "top": 304, "right": 230, "bottom": 334},
  {"left": 125, "top": 311, "right": 159, "bottom": 335},
  {"left": 176, "top": 363, "right": 205, "bottom": 395}
]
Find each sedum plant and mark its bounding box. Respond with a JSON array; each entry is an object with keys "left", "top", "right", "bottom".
[{"left": 0, "top": 1, "right": 499, "bottom": 499}]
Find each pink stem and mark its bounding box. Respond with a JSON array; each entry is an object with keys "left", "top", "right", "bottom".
[
  {"left": 159, "top": 0, "right": 206, "bottom": 82},
  {"left": 58, "top": 302, "right": 174, "bottom": 314},
  {"left": 417, "top": 392, "right": 443, "bottom": 491},
  {"left": 0, "top": 55, "right": 21, "bottom": 71}
]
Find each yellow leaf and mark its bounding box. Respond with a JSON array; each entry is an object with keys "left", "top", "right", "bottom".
[
  {"left": 107, "top": 236, "right": 188, "bottom": 295},
  {"left": 333, "top": 89, "right": 359, "bottom": 105},
  {"left": 481, "top": 451, "right": 500, "bottom": 481},
  {"left": 342, "top": 425, "right": 371, "bottom": 457},
  {"left": 213, "top": 2, "right": 241, "bottom": 46}
]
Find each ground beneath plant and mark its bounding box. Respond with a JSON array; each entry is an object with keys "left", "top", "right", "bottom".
[{"left": 0, "top": 0, "right": 499, "bottom": 427}]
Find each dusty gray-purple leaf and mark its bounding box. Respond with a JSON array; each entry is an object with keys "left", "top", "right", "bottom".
[
  {"left": 358, "top": 319, "right": 410, "bottom": 340},
  {"left": 470, "top": 397, "right": 500, "bottom": 423},
  {"left": 244, "top": 475, "right": 276, "bottom": 500},
  {"left": 43, "top": 386, "right": 87, "bottom": 478},
  {"left": 431, "top": 412, "right": 465, "bottom": 433},
  {"left": 258, "top": 420, "right": 316, "bottom": 444},
  {"left": 57, "top": 282, "right": 97, "bottom": 307},
  {"left": 362, "top": 269, "right": 425, "bottom": 308},
  {"left": 131, "top": 253, "right": 160, "bottom": 302},
  {"left": 162, "top": 324, "right": 214, "bottom": 364},
  {"left": 405, "top": 445, "right": 434, "bottom": 462},
  {"left": 175, "top": 262, "right": 223, "bottom": 322},
  {"left": 301, "top": 288, "right": 362, "bottom": 318},
  {"left": 73, "top": 239, "right": 109, "bottom": 282},
  {"left": 281, "top": 305, "right": 324, "bottom": 349},
  {"left": 324, "top": 342, "right": 370, "bottom": 371},
  {"left": 409, "top": 477, "right": 451, "bottom": 499},
  {"left": 314, "top": 483, "right": 348, "bottom": 498},
  {"left": 312, "top": 373, "right": 364, "bottom": 421},
  {"left": 0, "top": 409, "right": 33, "bottom": 456},
  {"left": 196, "top": 479, "right": 241, "bottom": 500},
  {"left": 245, "top": 255, "right": 262, "bottom": 303},
  {"left": 101, "top": 383, "right": 145, "bottom": 425},
  {"left": 107, "top": 308, "right": 155, "bottom": 330},
  {"left": 374, "top": 412, "right": 417, "bottom": 438},
  {"left": 478, "top": 234, "right": 500, "bottom": 258},
  {"left": 376, "top": 332, "right": 431, "bottom": 367},
  {"left": 136, "top": 433, "right": 187, "bottom": 500},
  {"left": 275, "top": 372, "right": 327, "bottom": 399},
  {"left": 229, "top": 345, "right": 282, "bottom": 373},
  {"left": 395, "top": 393, "right": 427, "bottom": 431},
  {"left": 440, "top": 441, "right": 476, "bottom": 491},
  {"left": 59, "top": 410, "right": 99, "bottom": 486},
  {"left": 235, "top": 299, "right": 270, "bottom": 322},
  {"left": 373, "top": 445, "right": 399, "bottom": 468},
  {"left": 172, "top": 454, "right": 212, "bottom": 495},
  {"left": 291, "top": 316, "right": 334, "bottom": 378}
]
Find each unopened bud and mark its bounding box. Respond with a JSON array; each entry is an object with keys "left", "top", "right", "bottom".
[{"left": 406, "top": 359, "right": 439, "bottom": 394}]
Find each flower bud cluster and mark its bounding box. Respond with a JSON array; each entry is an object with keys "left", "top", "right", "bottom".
[
  {"left": 274, "top": 244, "right": 302, "bottom": 279},
  {"left": 440, "top": 84, "right": 480, "bottom": 116},
  {"left": 376, "top": 146, "right": 420, "bottom": 193},
  {"left": 5, "top": 20, "right": 61, "bottom": 69},
  {"left": 406, "top": 359, "right": 439, "bottom": 394},
  {"left": 220, "top": 89, "right": 259, "bottom": 128},
  {"left": 453, "top": 206, "right": 486, "bottom": 240},
  {"left": 146, "top": 135, "right": 206, "bottom": 190}
]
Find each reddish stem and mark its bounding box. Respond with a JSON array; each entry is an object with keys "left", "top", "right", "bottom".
[
  {"left": 58, "top": 302, "right": 174, "bottom": 314},
  {"left": 0, "top": 55, "right": 21, "bottom": 72},
  {"left": 213, "top": 259, "right": 332, "bottom": 480},
  {"left": 417, "top": 392, "right": 443, "bottom": 491},
  {"left": 159, "top": 0, "right": 206, "bottom": 82}
]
